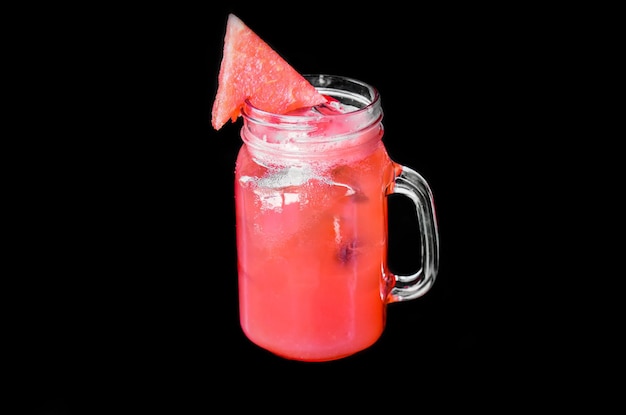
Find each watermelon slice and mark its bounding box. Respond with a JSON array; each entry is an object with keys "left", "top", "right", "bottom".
[{"left": 211, "top": 14, "right": 327, "bottom": 131}]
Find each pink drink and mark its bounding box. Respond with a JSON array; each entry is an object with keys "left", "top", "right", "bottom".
[{"left": 235, "top": 75, "right": 439, "bottom": 361}]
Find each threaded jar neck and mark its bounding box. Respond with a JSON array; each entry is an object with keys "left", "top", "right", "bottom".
[{"left": 241, "top": 74, "right": 384, "bottom": 164}]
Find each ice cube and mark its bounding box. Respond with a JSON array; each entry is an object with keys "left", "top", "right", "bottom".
[{"left": 257, "top": 166, "right": 313, "bottom": 189}]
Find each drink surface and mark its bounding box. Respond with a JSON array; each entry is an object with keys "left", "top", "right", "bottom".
[{"left": 235, "top": 98, "right": 396, "bottom": 360}]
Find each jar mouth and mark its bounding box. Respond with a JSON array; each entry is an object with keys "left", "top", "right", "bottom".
[{"left": 243, "top": 74, "right": 380, "bottom": 127}]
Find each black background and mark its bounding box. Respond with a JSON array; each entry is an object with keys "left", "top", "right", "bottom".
[{"left": 10, "top": 3, "right": 601, "bottom": 414}]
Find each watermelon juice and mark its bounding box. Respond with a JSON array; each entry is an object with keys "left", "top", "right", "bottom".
[{"left": 235, "top": 75, "right": 439, "bottom": 361}]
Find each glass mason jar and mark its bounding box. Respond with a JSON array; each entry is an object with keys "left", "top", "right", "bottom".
[{"left": 234, "top": 74, "right": 439, "bottom": 361}]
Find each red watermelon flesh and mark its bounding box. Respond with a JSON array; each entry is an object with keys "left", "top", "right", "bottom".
[{"left": 211, "top": 14, "right": 327, "bottom": 131}]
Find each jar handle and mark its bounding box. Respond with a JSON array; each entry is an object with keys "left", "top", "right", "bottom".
[{"left": 387, "top": 165, "right": 440, "bottom": 303}]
